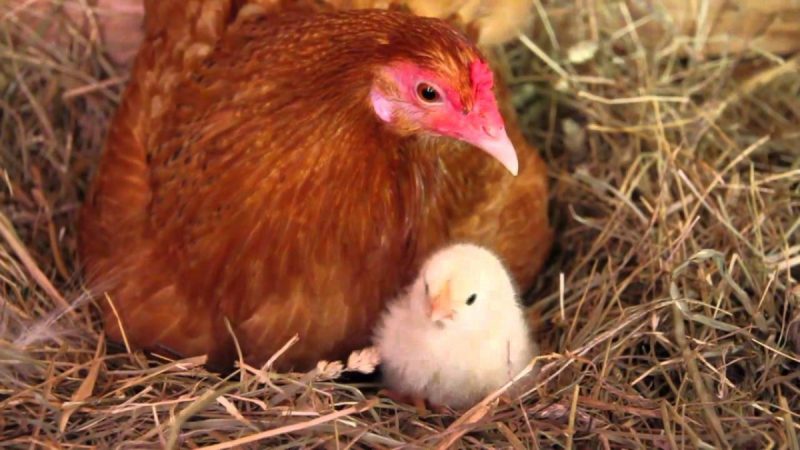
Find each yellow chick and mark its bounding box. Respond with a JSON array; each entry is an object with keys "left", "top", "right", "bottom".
[{"left": 373, "top": 243, "right": 537, "bottom": 410}]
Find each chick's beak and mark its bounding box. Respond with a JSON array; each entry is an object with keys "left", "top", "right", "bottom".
[{"left": 427, "top": 281, "right": 454, "bottom": 323}]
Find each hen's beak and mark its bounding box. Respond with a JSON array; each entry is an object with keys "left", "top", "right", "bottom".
[
  {"left": 465, "top": 126, "right": 519, "bottom": 176},
  {"left": 427, "top": 281, "right": 454, "bottom": 323}
]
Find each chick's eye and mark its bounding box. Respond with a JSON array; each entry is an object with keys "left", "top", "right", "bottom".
[
  {"left": 416, "top": 83, "right": 441, "bottom": 103},
  {"left": 466, "top": 293, "right": 477, "bottom": 305}
]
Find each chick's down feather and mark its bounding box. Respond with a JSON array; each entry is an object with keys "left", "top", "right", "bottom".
[{"left": 374, "top": 243, "right": 537, "bottom": 409}]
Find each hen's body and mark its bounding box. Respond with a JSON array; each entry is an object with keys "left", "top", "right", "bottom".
[{"left": 79, "top": 1, "right": 551, "bottom": 370}]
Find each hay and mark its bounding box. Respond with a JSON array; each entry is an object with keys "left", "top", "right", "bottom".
[{"left": 2, "top": 0, "right": 799, "bottom": 448}]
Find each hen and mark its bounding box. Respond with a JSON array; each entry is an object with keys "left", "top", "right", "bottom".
[{"left": 79, "top": 0, "right": 552, "bottom": 370}]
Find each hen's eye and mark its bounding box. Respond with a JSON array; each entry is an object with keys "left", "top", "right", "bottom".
[
  {"left": 466, "top": 293, "right": 477, "bottom": 305},
  {"left": 416, "top": 83, "right": 441, "bottom": 103}
]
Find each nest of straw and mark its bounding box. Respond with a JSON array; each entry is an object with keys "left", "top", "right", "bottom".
[{"left": 2, "top": 1, "right": 799, "bottom": 448}]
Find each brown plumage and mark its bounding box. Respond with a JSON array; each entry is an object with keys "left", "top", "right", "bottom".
[{"left": 79, "top": 0, "right": 552, "bottom": 370}]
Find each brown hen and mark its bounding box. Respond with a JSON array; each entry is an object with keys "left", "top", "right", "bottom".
[{"left": 79, "top": 0, "right": 552, "bottom": 370}]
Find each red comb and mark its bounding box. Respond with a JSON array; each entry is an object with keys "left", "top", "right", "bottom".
[
  {"left": 470, "top": 60, "right": 494, "bottom": 88},
  {"left": 470, "top": 59, "right": 495, "bottom": 103}
]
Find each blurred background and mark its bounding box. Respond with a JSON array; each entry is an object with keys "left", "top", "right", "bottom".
[{"left": 2, "top": 0, "right": 799, "bottom": 447}]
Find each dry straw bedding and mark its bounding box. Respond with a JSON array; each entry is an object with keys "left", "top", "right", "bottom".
[{"left": 1, "top": 1, "right": 799, "bottom": 448}]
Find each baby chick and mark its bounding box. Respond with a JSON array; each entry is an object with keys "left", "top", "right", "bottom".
[{"left": 373, "top": 243, "right": 537, "bottom": 410}]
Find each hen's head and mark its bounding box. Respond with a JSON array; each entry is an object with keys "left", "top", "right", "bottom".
[{"left": 369, "top": 21, "right": 518, "bottom": 175}]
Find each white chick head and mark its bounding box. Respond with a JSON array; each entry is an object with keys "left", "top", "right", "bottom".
[{"left": 415, "top": 243, "right": 519, "bottom": 328}]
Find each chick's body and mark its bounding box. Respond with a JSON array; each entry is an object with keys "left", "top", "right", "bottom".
[
  {"left": 374, "top": 244, "right": 536, "bottom": 409},
  {"left": 79, "top": 2, "right": 551, "bottom": 370}
]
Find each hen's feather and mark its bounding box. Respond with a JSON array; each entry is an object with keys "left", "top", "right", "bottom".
[{"left": 79, "top": 4, "right": 551, "bottom": 370}]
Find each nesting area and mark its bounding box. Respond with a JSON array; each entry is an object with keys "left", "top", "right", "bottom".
[{"left": 2, "top": 1, "right": 799, "bottom": 448}]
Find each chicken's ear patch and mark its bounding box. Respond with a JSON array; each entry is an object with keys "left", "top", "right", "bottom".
[{"left": 370, "top": 88, "right": 394, "bottom": 123}]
